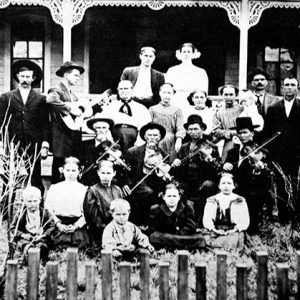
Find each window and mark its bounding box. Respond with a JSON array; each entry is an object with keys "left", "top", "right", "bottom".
[
  {"left": 264, "top": 47, "right": 296, "bottom": 95},
  {"left": 11, "top": 18, "right": 45, "bottom": 91}
]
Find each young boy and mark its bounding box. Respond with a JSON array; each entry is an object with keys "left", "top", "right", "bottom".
[
  {"left": 10, "top": 186, "right": 54, "bottom": 262},
  {"left": 102, "top": 199, "right": 154, "bottom": 260},
  {"left": 83, "top": 160, "right": 124, "bottom": 246}
]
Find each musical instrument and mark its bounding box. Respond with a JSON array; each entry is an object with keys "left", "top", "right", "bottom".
[{"left": 62, "top": 89, "right": 112, "bottom": 131}]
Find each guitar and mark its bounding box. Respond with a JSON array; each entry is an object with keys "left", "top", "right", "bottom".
[{"left": 61, "top": 89, "right": 112, "bottom": 131}]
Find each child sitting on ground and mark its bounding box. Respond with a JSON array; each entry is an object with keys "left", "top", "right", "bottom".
[
  {"left": 102, "top": 199, "right": 154, "bottom": 260},
  {"left": 202, "top": 173, "right": 250, "bottom": 248},
  {"left": 148, "top": 183, "right": 206, "bottom": 250},
  {"left": 10, "top": 186, "right": 54, "bottom": 262},
  {"left": 83, "top": 160, "right": 124, "bottom": 246}
]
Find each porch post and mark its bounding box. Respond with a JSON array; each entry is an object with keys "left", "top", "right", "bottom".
[
  {"left": 62, "top": 0, "right": 73, "bottom": 61},
  {"left": 238, "top": 0, "right": 249, "bottom": 91}
]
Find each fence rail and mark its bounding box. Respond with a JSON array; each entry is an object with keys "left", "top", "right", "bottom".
[{"left": 4, "top": 248, "right": 300, "bottom": 299}]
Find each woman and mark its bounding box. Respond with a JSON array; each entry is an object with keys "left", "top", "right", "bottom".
[
  {"left": 149, "top": 83, "right": 185, "bottom": 154},
  {"left": 183, "top": 90, "right": 214, "bottom": 135},
  {"left": 165, "top": 43, "right": 208, "bottom": 110},
  {"left": 45, "top": 157, "right": 90, "bottom": 250}
]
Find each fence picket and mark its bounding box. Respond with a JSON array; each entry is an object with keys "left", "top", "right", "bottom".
[
  {"left": 101, "top": 250, "right": 112, "bottom": 300},
  {"left": 216, "top": 251, "right": 227, "bottom": 300},
  {"left": 5, "top": 260, "right": 18, "bottom": 300},
  {"left": 85, "top": 261, "right": 96, "bottom": 300},
  {"left": 45, "top": 261, "right": 58, "bottom": 300},
  {"left": 120, "top": 262, "right": 131, "bottom": 300},
  {"left": 236, "top": 263, "right": 247, "bottom": 300},
  {"left": 66, "top": 248, "right": 78, "bottom": 300},
  {"left": 140, "top": 249, "right": 150, "bottom": 300},
  {"left": 177, "top": 250, "right": 189, "bottom": 300},
  {"left": 276, "top": 263, "right": 289, "bottom": 299},
  {"left": 257, "top": 251, "right": 268, "bottom": 300},
  {"left": 195, "top": 262, "right": 206, "bottom": 300},
  {"left": 297, "top": 251, "right": 300, "bottom": 300},
  {"left": 27, "top": 248, "right": 40, "bottom": 300},
  {"left": 159, "top": 262, "right": 169, "bottom": 300}
]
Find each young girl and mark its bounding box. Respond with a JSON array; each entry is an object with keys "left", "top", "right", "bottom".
[
  {"left": 10, "top": 186, "right": 54, "bottom": 262},
  {"left": 102, "top": 199, "right": 154, "bottom": 260},
  {"left": 148, "top": 183, "right": 205, "bottom": 250},
  {"left": 83, "top": 160, "right": 124, "bottom": 245},
  {"left": 45, "top": 157, "right": 89, "bottom": 249},
  {"left": 202, "top": 173, "right": 250, "bottom": 248}
]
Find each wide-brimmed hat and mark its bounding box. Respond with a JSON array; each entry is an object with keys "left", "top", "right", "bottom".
[
  {"left": 230, "top": 117, "right": 260, "bottom": 131},
  {"left": 12, "top": 59, "right": 43, "bottom": 86},
  {"left": 249, "top": 67, "right": 270, "bottom": 81},
  {"left": 140, "top": 122, "right": 166, "bottom": 141},
  {"left": 56, "top": 61, "right": 85, "bottom": 77},
  {"left": 184, "top": 114, "right": 207, "bottom": 131},
  {"left": 86, "top": 113, "right": 114, "bottom": 131}
]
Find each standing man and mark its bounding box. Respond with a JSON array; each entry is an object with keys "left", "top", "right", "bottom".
[
  {"left": 0, "top": 59, "right": 49, "bottom": 187},
  {"left": 263, "top": 77, "right": 300, "bottom": 184},
  {"left": 249, "top": 67, "right": 278, "bottom": 119},
  {"left": 102, "top": 80, "right": 151, "bottom": 152},
  {"left": 46, "top": 61, "right": 85, "bottom": 183},
  {"left": 121, "top": 47, "right": 165, "bottom": 108}
]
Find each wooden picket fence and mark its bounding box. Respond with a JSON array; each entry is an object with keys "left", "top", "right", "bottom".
[{"left": 4, "top": 248, "right": 298, "bottom": 300}]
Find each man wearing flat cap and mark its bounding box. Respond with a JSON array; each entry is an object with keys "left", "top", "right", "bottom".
[
  {"left": 249, "top": 67, "right": 278, "bottom": 119},
  {"left": 47, "top": 61, "right": 86, "bottom": 183},
  {"left": 123, "top": 122, "right": 168, "bottom": 226},
  {"left": 121, "top": 46, "right": 165, "bottom": 108}
]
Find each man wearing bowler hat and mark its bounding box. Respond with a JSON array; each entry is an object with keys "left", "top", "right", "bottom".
[{"left": 47, "top": 61, "right": 87, "bottom": 183}]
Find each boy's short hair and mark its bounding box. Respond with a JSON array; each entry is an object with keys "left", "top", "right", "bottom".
[
  {"left": 22, "top": 186, "right": 41, "bottom": 200},
  {"left": 97, "top": 160, "right": 115, "bottom": 171},
  {"left": 110, "top": 198, "right": 130, "bottom": 212}
]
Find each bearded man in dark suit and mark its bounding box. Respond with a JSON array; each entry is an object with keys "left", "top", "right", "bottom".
[{"left": 121, "top": 46, "right": 165, "bottom": 108}]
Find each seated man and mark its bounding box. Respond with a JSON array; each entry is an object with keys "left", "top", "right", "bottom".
[
  {"left": 124, "top": 122, "right": 168, "bottom": 226},
  {"left": 83, "top": 160, "right": 124, "bottom": 246},
  {"left": 121, "top": 46, "right": 165, "bottom": 108}
]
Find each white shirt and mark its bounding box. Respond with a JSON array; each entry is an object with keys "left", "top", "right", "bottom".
[
  {"left": 133, "top": 67, "right": 153, "bottom": 99},
  {"left": 284, "top": 99, "right": 294, "bottom": 117},
  {"left": 19, "top": 87, "right": 30, "bottom": 104}
]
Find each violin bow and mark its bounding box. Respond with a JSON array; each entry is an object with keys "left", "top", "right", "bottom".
[
  {"left": 130, "top": 154, "right": 170, "bottom": 193},
  {"left": 81, "top": 140, "right": 120, "bottom": 176},
  {"left": 234, "top": 131, "right": 281, "bottom": 167}
]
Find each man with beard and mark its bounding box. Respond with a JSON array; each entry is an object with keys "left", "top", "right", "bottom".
[
  {"left": 249, "top": 67, "right": 278, "bottom": 119},
  {"left": 0, "top": 60, "right": 49, "bottom": 187},
  {"left": 172, "top": 115, "right": 219, "bottom": 225},
  {"left": 213, "top": 83, "right": 243, "bottom": 163},
  {"left": 121, "top": 46, "right": 165, "bottom": 108},
  {"left": 123, "top": 122, "right": 167, "bottom": 226}
]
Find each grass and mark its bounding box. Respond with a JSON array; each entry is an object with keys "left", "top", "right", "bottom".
[{"left": 1, "top": 221, "right": 299, "bottom": 299}]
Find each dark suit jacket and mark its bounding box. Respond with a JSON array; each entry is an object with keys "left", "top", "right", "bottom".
[
  {"left": 263, "top": 98, "right": 300, "bottom": 177},
  {"left": 0, "top": 88, "right": 49, "bottom": 151},
  {"left": 47, "top": 82, "right": 81, "bottom": 158},
  {"left": 261, "top": 92, "right": 278, "bottom": 119},
  {"left": 121, "top": 66, "right": 165, "bottom": 107}
]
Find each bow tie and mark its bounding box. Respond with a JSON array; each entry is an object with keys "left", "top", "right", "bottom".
[{"left": 119, "top": 101, "right": 132, "bottom": 116}]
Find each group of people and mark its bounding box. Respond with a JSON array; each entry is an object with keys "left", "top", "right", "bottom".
[{"left": 2, "top": 42, "right": 300, "bottom": 261}]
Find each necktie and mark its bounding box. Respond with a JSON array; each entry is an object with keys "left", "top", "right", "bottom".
[
  {"left": 256, "top": 95, "right": 262, "bottom": 115},
  {"left": 119, "top": 101, "right": 132, "bottom": 116}
]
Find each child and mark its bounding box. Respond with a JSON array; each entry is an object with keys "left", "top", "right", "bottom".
[
  {"left": 202, "top": 173, "right": 250, "bottom": 248},
  {"left": 83, "top": 160, "right": 124, "bottom": 245},
  {"left": 102, "top": 199, "right": 154, "bottom": 260},
  {"left": 10, "top": 186, "right": 54, "bottom": 262},
  {"left": 45, "top": 157, "right": 90, "bottom": 250},
  {"left": 148, "top": 183, "right": 206, "bottom": 250}
]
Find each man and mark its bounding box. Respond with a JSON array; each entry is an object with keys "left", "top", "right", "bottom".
[
  {"left": 102, "top": 80, "right": 151, "bottom": 152},
  {"left": 213, "top": 83, "right": 243, "bottom": 163},
  {"left": 124, "top": 122, "right": 167, "bottom": 225},
  {"left": 46, "top": 61, "right": 85, "bottom": 183},
  {"left": 80, "top": 114, "right": 115, "bottom": 186},
  {"left": 249, "top": 67, "right": 278, "bottom": 119},
  {"left": 121, "top": 47, "right": 165, "bottom": 108},
  {"left": 0, "top": 59, "right": 49, "bottom": 187},
  {"left": 223, "top": 117, "right": 279, "bottom": 231},
  {"left": 172, "top": 115, "right": 219, "bottom": 224},
  {"left": 263, "top": 77, "right": 300, "bottom": 184}
]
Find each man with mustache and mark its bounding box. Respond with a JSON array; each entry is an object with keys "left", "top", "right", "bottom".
[{"left": 250, "top": 67, "right": 278, "bottom": 119}]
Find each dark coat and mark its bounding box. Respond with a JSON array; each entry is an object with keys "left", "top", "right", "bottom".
[
  {"left": 47, "top": 82, "right": 82, "bottom": 158},
  {"left": 0, "top": 88, "right": 49, "bottom": 151},
  {"left": 121, "top": 66, "right": 165, "bottom": 107},
  {"left": 260, "top": 92, "right": 278, "bottom": 119},
  {"left": 263, "top": 98, "right": 300, "bottom": 178},
  {"left": 148, "top": 201, "right": 197, "bottom": 235}
]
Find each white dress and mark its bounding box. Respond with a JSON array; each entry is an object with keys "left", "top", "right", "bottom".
[{"left": 165, "top": 64, "right": 209, "bottom": 110}]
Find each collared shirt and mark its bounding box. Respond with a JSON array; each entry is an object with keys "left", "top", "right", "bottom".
[
  {"left": 133, "top": 67, "right": 153, "bottom": 99},
  {"left": 25, "top": 210, "right": 41, "bottom": 235},
  {"left": 19, "top": 87, "right": 30, "bottom": 104},
  {"left": 60, "top": 80, "right": 76, "bottom": 102},
  {"left": 284, "top": 98, "right": 294, "bottom": 117}
]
